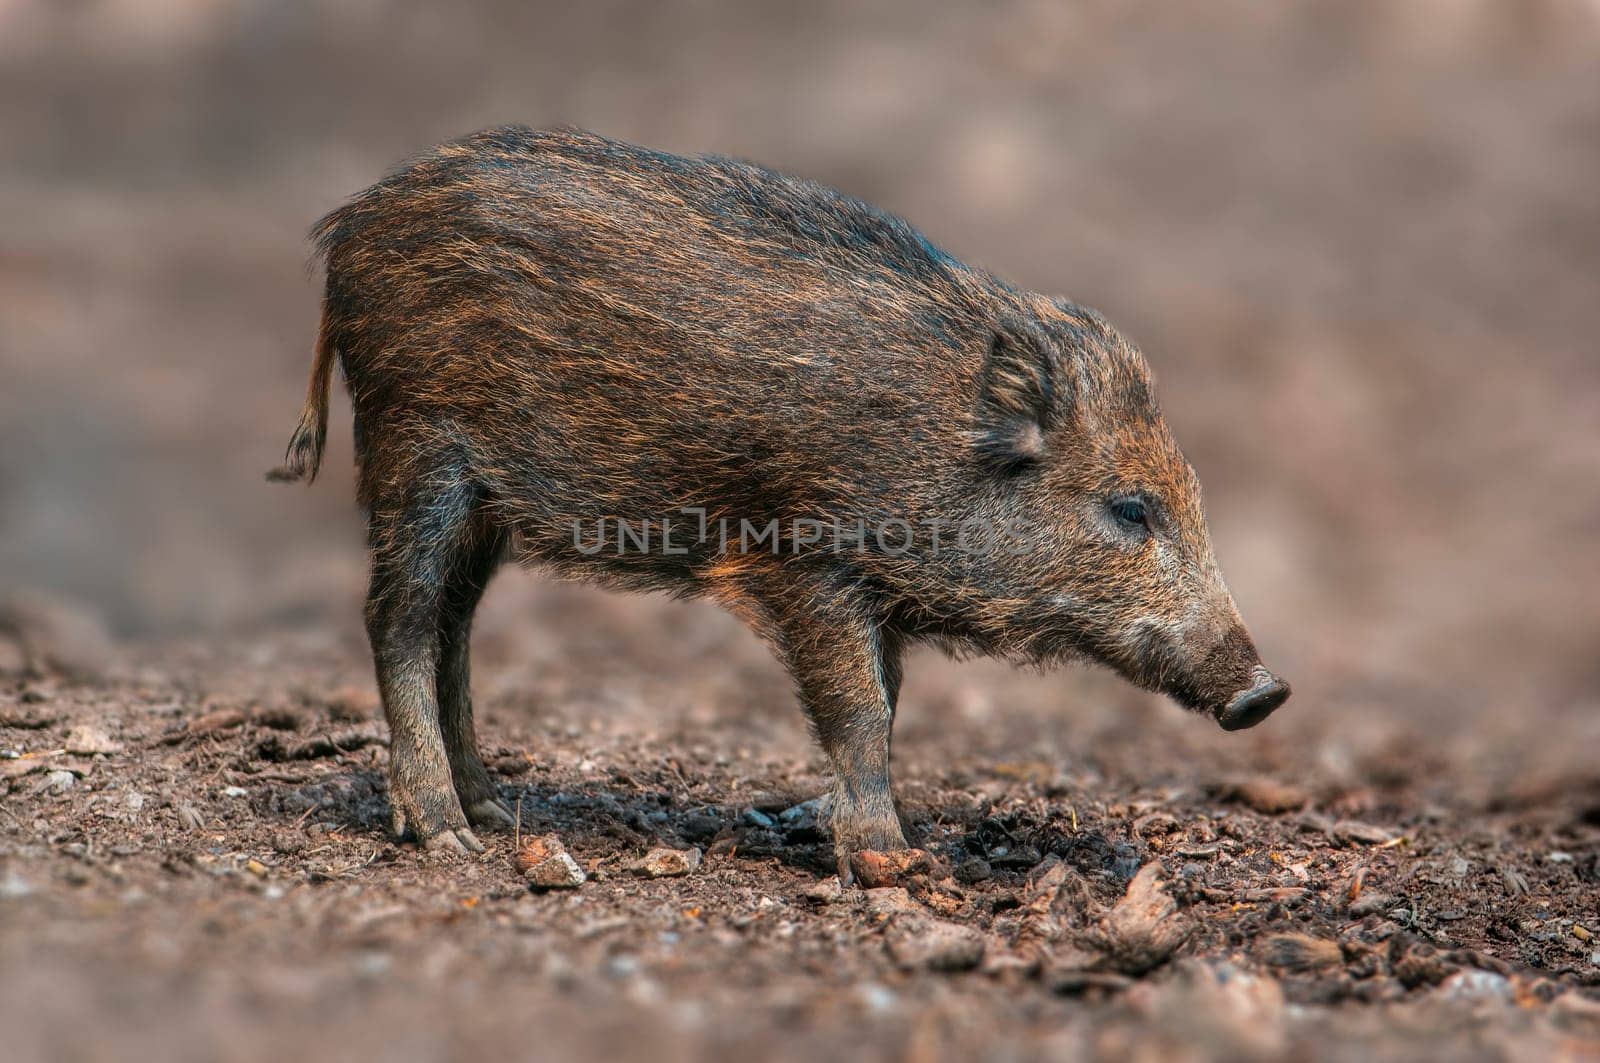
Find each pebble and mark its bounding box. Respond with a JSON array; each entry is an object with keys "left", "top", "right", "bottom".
[
  {"left": 860, "top": 887, "right": 920, "bottom": 918},
  {"left": 802, "top": 876, "right": 843, "bottom": 904},
  {"left": 64, "top": 724, "right": 123, "bottom": 756},
  {"left": 743, "top": 808, "right": 776, "bottom": 829},
  {"left": 1348, "top": 890, "right": 1397, "bottom": 917},
  {"left": 1333, "top": 820, "right": 1397, "bottom": 846},
  {"left": 1143, "top": 962, "right": 1286, "bottom": 1056},
  {"left": 1435, "top": 969, "right": 1512, "bottom": 1004},
  {"left": 221, "top": 786, "right": 249, "bottom": 799},
  {"left": 271, "top": 830, "right": 307, "bottom": 855},
  {"left": 630, "top": 846, "right": 702, "bottom": 877},
  {"left": 513, "top": 834, "right": 587, "bottom": 890},
  {"left": 526, "top": 851, "right": 587, "bottom": 890},
  {"left": 856, "top": 982, "right": 898, "bottom": 1014},
  {"left": 44, "top": 770, "right": 76, "bottom": 792},
  {"left": 884, "top": 916, "right": 984, "bottom": 972},
  {"left": 777, "top": 797, "right": 824, "bottom": 834},
  {"left": 1220, "top": 777, "right": 1308, "bottom": 814},
  {"left": 125, "top": 791, "right": 145, "bottom": 812}
]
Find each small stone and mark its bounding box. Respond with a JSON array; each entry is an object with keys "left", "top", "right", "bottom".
[
  {"left": 176, "top": 804, "right": 204, "bottom": 830},
  {"left": 680, "top": 812, "right": 723, "bottom": 841},
  {"left": 514, "top": 835, "right": 587, "bottom": 889},
  {"left": 44, "top": 769, "right": 76, "bottom": 792},
  {"left": 630, "top": 846, "right": 702, "bottom": 878},
  {"left": 1333, "top": 820, "right": 1397, "bottom": 846},
  {"left": 1219, "top": 777, "right": 1308, "bottom": 815},
  {"left": 743, "top": 808, "right": 776, "bottom": 829},
  {"left": 778, "top": 797, "right": 824, "bottom": 825},
  {"left": 180, "top": 707, "right": 249, "bottom": 738},
  {"left": 1348, "top": 891, "right": 1396, "bottom": 917},
  {"left": 988, "top": 843, "right": 1042, "bottom": 868},
  {"left": 954, "top": 857, "right": 992, "bottom": 884},
  {"left": 271, "top": 830, "right": 306, "bottom": 855},
  {"left": 1435, "top": 969, "right": 1512, "bottom": 1004},
  {"left": 0, "top": 757, "right": 51, "bottom": 781},
  {"left": 860, "top": 886, "right": 920, "bottom": 918},
  {"left": 885, "top": 916, "right": 984, "bottom": 972},
  {"left": 856, "top": 982, "right": 897, "bottom": 1014},
  {"left": 245, "top": 859, "right": 268, "bottom": 877},
  {"left": 747, "top": 792, "right": 795, "bottom": 814},
  {"left": 125, "top": 791, "right": 145, "bottom": 812},
  {"left": 525, "top": 851, "right": 587, "bottom": 890},
  {"left": 1148, "top": 962, "right": 1286, "bottom": 1057},
  {"left": 802, "top": 876, "right": 844, "bottom": 904},
  {"left": 221, "top": 786, "right": 249, "bottom": 799},
  {"left": 63, "top": 724, "right": 122, "bottom": 756}
]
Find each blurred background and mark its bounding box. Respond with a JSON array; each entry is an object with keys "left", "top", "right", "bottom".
[{"left": 2, "top": 0, "right": 1598, "bottom": 785}]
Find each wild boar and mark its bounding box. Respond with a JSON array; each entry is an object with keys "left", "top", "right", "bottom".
[{"left": 271, "top": 127, "right": 1290, "bottom": 876}]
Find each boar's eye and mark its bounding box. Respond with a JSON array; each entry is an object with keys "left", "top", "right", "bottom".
[{"left": 1110, "top": 497, "right": 1150, "bottom": 531}]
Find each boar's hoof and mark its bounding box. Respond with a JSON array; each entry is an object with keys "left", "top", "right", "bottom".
[
  {"left": 465, "top": 797, "right": 517, "bottom": 831},
  {"left": 1215, "top": 670, "right": 1291, "bottom": 731},
  {"left": 421, "top": 827, "right": 486, "bottom": 855},
  {"left": 833, "top": 825, "right": 911, "bottom": 886},
  {"left": 849, "top": 848, "right": 947, "bottom": 889}
]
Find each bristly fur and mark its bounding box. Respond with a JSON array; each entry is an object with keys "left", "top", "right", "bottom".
[
  {"left": 266, "top": 304, "right": 336, "bottom": 484},
  {"left": 270, "top": 127, "right": 1276, "bottom": 861}
]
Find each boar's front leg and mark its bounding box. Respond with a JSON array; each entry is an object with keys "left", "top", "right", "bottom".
[{"left": 770, "top": 591, "right": 909, "bottom": 881}]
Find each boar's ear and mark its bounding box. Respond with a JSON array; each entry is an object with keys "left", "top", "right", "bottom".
[{"left": 975, "top": 316, "right": 1062, "bottom": 471}]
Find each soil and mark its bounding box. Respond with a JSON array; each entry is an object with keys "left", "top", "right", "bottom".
[
  {"left": 4, "top": 4, "right": 1600, "bottom": 1059},
  {"left": 3, "top": 586, "right": 1597, "bottom": 1062}
]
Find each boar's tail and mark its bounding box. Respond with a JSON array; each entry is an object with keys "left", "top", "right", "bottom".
[{"left": 266, "top": 303, "right": 336, "bottom": 485}]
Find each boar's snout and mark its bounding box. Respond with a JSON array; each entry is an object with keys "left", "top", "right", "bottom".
[
  {"left": 1175, "top": 620, "right": 1290, "bottom": 731},
  {"left": 1214, "top": 667, "right": 1291, "bottom": 731}
]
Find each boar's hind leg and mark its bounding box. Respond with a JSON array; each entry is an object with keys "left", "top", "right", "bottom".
[
  {"left": 436, "top": 525, "right": 515, "bottom": 831},
  {"left": 772, "top": 595, "right": 909, "bottom": 882},
  {"left": 364, "top": 475, "right": 488, "bottom": 855}
]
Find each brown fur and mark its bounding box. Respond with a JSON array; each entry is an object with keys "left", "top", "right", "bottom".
[{"left": 272, "top": 127, "right": 1288, "bottom": 870}]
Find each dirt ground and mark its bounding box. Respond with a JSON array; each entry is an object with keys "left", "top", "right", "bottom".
[
  {"left": 4, "top": 2, "right": 1600, "bottom": 1060},
  {"left": 3, "top": 582, "right": 1598, "bottom": 1062}
]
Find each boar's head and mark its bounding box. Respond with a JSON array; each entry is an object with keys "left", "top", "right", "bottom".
[{"left": 967, "top": 301, "right": 1289, "bottom": 730}]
